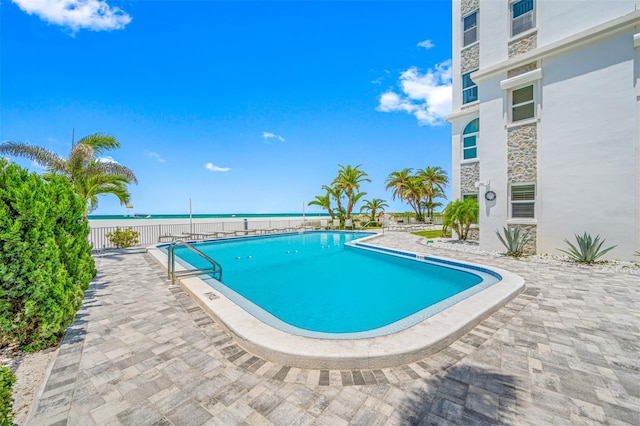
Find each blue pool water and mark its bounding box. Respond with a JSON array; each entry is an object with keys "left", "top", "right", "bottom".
[{"left": 164, "top": 232, "right": 500, "bottom": 338}]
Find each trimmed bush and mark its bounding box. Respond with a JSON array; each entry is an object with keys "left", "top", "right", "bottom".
[
  {"left": 0, "top": 366, "right": 15, "bottom": 425},
  {"left": 106, "top": 227, "right": 139, "bottom": 248},
  {"left": 0, "top": 159, "right": 96, "bottom": 351}
]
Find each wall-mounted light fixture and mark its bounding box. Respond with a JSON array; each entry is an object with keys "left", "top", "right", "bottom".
[{"left": 474, "top": 179, "right": 491, "bottom": 189}]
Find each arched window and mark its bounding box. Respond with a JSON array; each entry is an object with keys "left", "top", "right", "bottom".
[{"left": 462, "top": 118, "right": 479, "bottom": 160}]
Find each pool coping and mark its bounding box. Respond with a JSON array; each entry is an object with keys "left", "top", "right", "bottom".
[{"left": 147, "top": 233, "right": 525, "bottom": 369}]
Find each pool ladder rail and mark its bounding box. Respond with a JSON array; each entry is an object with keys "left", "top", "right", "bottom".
[
  {"left": 357, "top": 221, "right": 379, "bottom": 233},
  {"left": 167, "top": 240, "right": 223, "bottom": 285}
]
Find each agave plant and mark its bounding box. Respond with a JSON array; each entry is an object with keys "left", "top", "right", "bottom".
[
  {"left": 496, "top": 226, "right": 533, "bottom": 257},
  {"left": 558, "top": 233, "right": 617, "bottom": 264}
]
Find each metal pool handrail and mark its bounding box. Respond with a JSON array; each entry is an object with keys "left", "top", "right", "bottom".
[
  {"left": 357, "top": 221, "right": 379, "bottom": 233},
  {"left": 167, "top": 240, "right": 222, "bottom": 284}
]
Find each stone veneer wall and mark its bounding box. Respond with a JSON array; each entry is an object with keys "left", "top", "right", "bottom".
[
  {"left": 508, "top": 32, "right": 537, "bottom": 58},
  {"left": 460, "top": 162, "right": 480, "bottom": 195},
  {"left": 461, "top": 44, "right": 479, "bottom": 74},
  {"left": 461, "top": 0, "right": 479, "bottom": 17},
  {"left": 507, "top": 62, "right": 538, "bottom": 78},
  {"left": 507, "top": 122, "right": 537, "bottom": 252},
  {"left": 507, "top": 124, "right": 537, "bottom": 182}
]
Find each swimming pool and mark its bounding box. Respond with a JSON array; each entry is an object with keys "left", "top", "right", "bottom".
[
  {"left": 161, "top": 231, "right": 500, "bottom": 338},
  {"left": 151, "top": 231, "right": 524, "bottom": 369}
]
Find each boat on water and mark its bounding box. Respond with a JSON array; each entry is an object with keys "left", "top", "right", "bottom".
[{"left": 125, "top": 213, "right": 152, "bottom": 218}]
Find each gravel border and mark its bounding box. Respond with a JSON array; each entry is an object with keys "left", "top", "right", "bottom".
[{"left": 420, "top": 237, "right": 640, "bottom": 275}]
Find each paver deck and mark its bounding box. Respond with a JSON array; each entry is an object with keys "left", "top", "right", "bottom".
[{"left": 28, "top": 233, "right": 640, "bottom": 425}]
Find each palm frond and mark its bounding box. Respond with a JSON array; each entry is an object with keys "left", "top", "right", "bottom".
[
  {"left": 75, "top": 133, "right": 120, "bottom": 155},
  {"left": 84, "top": 160, "right": 138, "bottom": 184},
  {"left": 0, "top": 142, "right": 66, "bottom": 173}
]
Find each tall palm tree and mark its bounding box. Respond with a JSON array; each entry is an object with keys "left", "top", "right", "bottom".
[
  {"left": 322, "top": 184, "right": 344, "bottom": 216},
  {"left": 333, "top": 164, "right": 370, "bottom": 219},
  {"left": 386, "top": 168, "right": 426, "bottom": 220},
  {"left": 307, "top": 192, "right": 335, "bottom": 220},
  {"left": 385, "top": 168, "right": 413, "bottom": 203},
  {"left": 417, "top": 166, "right": 449, "bottom": 219},
  {"left": 360, "top": 198, "right": 389, "bottom": 222},
  {"left": 0, "top": 133, "right": 137, "bottom": 218},
  {"left": 404, "top": 177, "right": 426, "bottom": 221}
]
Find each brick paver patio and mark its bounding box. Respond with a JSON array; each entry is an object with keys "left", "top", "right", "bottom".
[{"left": 28, "top": 233, "right": 640, "bottom": 425}]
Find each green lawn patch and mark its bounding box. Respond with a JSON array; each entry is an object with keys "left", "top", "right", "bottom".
[{"left": 412, "top": 229, "right": 449, "bottom": 239}]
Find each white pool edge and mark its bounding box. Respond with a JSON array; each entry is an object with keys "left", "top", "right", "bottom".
[{"left": 147, "top": 236, "right": 525, "bottom": 369}]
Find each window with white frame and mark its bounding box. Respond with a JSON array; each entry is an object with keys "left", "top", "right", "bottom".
[
  {"left": 462, "top": 193, "right": 478, "bottom": 200},
  {"left": 511, "top": 0, "right": 535, "bottom": 37},
  {"left": 510, "top": 184, "right": 535, "bottom": 219},
  {"left": 511, "top": 84, "right": 535, "bottom": 122},
  {"left": 462, "top": 118, "right": 478, "bottom": 160},
  {"left": 462, "top": 71, "right": 478, "bottom": 104},
  {"left": 463, "top": 10, "right": 478, "bottom": 47}
]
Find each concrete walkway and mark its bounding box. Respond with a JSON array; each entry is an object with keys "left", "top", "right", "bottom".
[{"left": 28, "top": 233, "right": 640, "bottom": 425}]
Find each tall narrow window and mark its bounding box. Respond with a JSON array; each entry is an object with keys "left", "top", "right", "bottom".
[
  {"left": 463, "top": 11, "right": 478, "bottom": 47},
  {"left": 462, "top": 118, "right": 479, "bottom": 160},
  {"left": 511, "top": 85, "right": 534, "bottom": 122},
  {"left": 511, "top": 184, "right": 535, "bottom": 218},
  {"left": 462, "top": 71, "right": 478, "bottom": 104},
  {"left": 511, "top": 0, "right": 535, "bottom": 36}
]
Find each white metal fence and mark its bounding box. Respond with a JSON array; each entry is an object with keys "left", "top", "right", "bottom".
[
  {"left": 89, "top": 216, "right": 443, "bottom": 250},
  {"left": 90, "top": 218, "right": 317, "bottom": 250}
]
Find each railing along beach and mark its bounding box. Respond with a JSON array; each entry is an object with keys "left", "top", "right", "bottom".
[{"left": 89, "top": 218, "right": 316, "bottom": 250}]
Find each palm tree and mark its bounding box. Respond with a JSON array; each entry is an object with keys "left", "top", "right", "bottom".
[
  {"left": 75, "top": 161, "right": 133, "bottom": 217},
  {"left": 333, "top": 164, "right": 370, "bottom": 219},
  {"left": 0, "top": 133, "right": 137, "bottom": 218},
  {"left": 360, "top": 198, "right": 389, "bottom": 222},
  {"left": 385, "top": 168, "right": 413, "bottom": 203},
  {"left": 417, "top": 166, "right": 449, "bottom": 219},
  {"left": 404, "top": 177, "right": 426, "bottom": 221},
  {"left": 307, "top": 192, "right": 335, "bottom": 220},
  {"left": 442, "top": 198, "right": 479, "bottom": 240},
  {"left": 322, "top": 184, "right": 344, "bottom": 216},
  {"left": 422, "top": 199, "right": 444, "bottom": 219},
  {"left": 385, "top": 169, "right": 426, "bottom": 220}
]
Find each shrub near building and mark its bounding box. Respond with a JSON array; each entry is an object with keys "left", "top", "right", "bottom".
[
  {"left": 0, "top": 366, "right": 15, "bottom": 425},
  {"left": 0, "top": 159, "right": 96, "bottom": 351}
]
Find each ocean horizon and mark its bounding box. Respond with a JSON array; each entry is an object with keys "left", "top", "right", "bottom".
[{"left": 88, "top": 213, "right": 331, "bottom": 220}]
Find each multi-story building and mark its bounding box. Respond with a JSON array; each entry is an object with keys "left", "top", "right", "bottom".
[{"left": 447, "top": 0, "right": 640, "bottom": 260}]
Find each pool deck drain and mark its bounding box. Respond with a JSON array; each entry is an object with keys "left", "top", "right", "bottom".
[{"left": 27, "top": 233, "right": 640, "bottom": 425}]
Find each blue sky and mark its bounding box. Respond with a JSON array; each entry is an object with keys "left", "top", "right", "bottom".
[{"left": 1, "top": 0, "right": 453, "bottom": 215}]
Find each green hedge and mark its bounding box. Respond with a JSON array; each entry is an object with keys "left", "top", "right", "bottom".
[
  {"left": 0, "top": 366, "right": 15, "bottom": 426},
  {"left": 0, "top": 160, "right": 96, "bottom": 351}
]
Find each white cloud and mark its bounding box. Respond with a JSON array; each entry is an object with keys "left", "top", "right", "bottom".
[
  {"left": 205, "top": 163, "right": 230, "bottom": 172},
  {"left": 417, "top": 39, "right": 435, "bottom": 50},
  {"left": 262, "top": 132, "right": 285, "bottom": 143},
  {"left": 98, "top": 156, "right": 118, "bottom": 164},
  {"left": 146, "top": 152, "right": 165, "bottom": 163},
  {"left": 12, "top": 0, "right": 132, "bottom": 32},
  {"left": 376, "top": 60, "right": 452, "bottom": 126}
]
